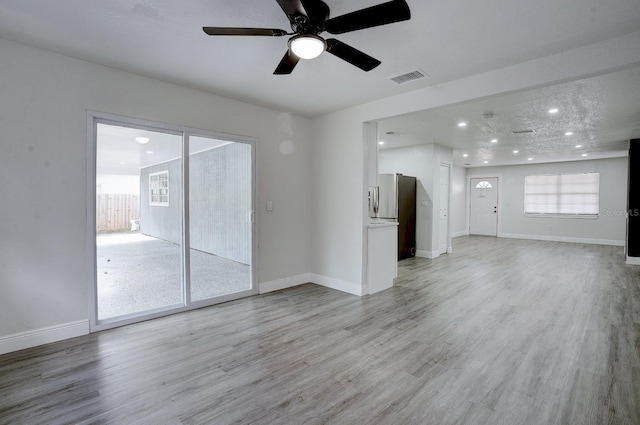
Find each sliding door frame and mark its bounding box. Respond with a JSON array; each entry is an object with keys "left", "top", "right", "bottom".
[{"left": 87, "top": 111, "right": 258, "bottom": 332}]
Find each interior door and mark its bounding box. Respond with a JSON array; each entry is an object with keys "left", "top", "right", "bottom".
[
  {"left": 470, "top": 177, "right": 498, "bottom": 236},
  {"left": 438, "top": 164, "right": 450, "bottom": 254}
]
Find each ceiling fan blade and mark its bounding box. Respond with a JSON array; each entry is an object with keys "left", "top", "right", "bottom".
[
  {"left": 324, "top": 0, "right": 411, "bottom": 34},
  {"left": 274, "top": 50, "right": 301, "bottom": 74},
  {"left": 275, "top": 0, "right": 307, "bottom": 18},
  {"left": 326, "top": 39, "right": 381, "bottom": 71},
  {"left": 203, "top": 27, "right": 288, "bottom": 36},
  {"left": 300, "top": 0, "right": 330, "bottom": 23}
]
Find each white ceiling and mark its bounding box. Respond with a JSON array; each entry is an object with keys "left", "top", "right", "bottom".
[
  {"left": 378, "top": 66, "right": 640, "bottom": 167},
  {"left": 1, "top": 0, "right": 639, "bottom": 166},
  {"left": 96, "top": 123, "right": 231, "bottom": 175}
]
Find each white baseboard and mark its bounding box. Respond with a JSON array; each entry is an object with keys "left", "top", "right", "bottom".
[
  {"left": 259, "top": 273, "right": 311, "bottom": 294},
  {"left": 310, "top": 274, "right": 363, "bottom": 296},
  {"left": 260, "top": 273, "right": 363, "bottom": 296},
  {"left": 452, "top": 230, "right": 469, "bottom": 238},
  {"left": 416, "top": 250, "right": 440, "bottom": 259},
  {"left": 0, "top": 320, "right": 90, "bottom": 356},
  {"left": 627, "top": 256, "right": 640, "bottom": 265},
  {"left": 500, "top": 233, "right": 625, "bottom": 247}
]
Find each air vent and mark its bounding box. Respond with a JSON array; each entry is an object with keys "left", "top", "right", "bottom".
[
  {"left": 390, "top": 69, "right": 428, "bottom": 85},
  {"left": 512, "top": 129, "right": 536, "bottom": 134}
]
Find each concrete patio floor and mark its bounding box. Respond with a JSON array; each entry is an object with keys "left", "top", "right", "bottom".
[{"left": 96, "top": 232, "right": 250, "bottom": 320}]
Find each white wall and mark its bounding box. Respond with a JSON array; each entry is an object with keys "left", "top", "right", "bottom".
[
  {"left": 379, "top": 145, "right": 434, "bottom": 255},
  {"left": 96, "top": 175, "right": 140, "bottom": 195},
  {"left": 467, "top": 157, "right": 628, "bottom": 244},
  {"left": 451, "top": 165, "right": 467, "bottom": 237},
  {"left": 378, "top": 144, "right": 455, "bottom": 257},
  {"left": 0, "top": 39, "right": 312, "bottom": 340},
  {"left": 378, "top": 144, "right": 454, "bottom": 258},
  {"left": 310, "top": 32, "right": 639, "bottom": 296},
  {"left": 2, "top": 30, "right": 638, "bottom": 351}
]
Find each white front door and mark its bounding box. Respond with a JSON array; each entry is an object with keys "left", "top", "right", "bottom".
[
  {"left": 438, "top": 164, "right": 450, "bottom": 254},
  {"left": 470, "top": 177, "right": 498, "bottom": 236}
]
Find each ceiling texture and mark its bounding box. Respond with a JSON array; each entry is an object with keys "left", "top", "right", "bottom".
[{"left": 1, "top": 0, "right": 639, "bottom": 167}]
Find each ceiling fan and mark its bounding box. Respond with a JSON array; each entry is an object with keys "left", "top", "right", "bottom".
[{"left": 203, "top": 0, "right": 411, "bottom": 74}]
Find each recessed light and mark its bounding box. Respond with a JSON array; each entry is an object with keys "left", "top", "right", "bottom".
[
  {"left": 565, "top": 132, "right": 573, "bottom": 136},
  {"left": 513, "top": 150, "right": 519, "bottom": 154},
  {"left": 582, "top": 153, "right": 588, "bottom": 157},
  {"left": 146, "top": 150, "right": 154, "bottom": 154},
  {"left": 575, "top": 144, "right": 582, "bottom": 148},
  {"left": 378, "top": 141, "right": 384, "bottom": 145},
  {"left": 549, "top": 108, "right": 559, "bottom": 114},
  {"left": 484, "top": 160, "right": 488, "bottom": 164},
  {"left": 491, "top": 139, "right": 498, "bottom": 143},
  {"left": 119, "top": 162, "right": 125, "bottom": 165},
  {"left": 458, "top": 122, "right": 467, "bottom": 127},
  {"left": 135, "top": 137, "right": 150, "bottom": 144},
  {"left": 528, "top": 158, "right": 533, "bottom": 161},
  {"left": 463, "top": 154, "right": 469, "bottom": 158}
]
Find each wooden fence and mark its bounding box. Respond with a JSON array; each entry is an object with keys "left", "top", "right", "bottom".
[{"left": 96, "top": 194, "right": 140, "bottom": 233}]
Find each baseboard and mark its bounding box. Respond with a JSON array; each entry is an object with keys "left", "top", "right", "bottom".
[
  {"left": 500, "top": 233, "right": 625, "bottom": 247},
  {"left": 0, "top": 320, "right": 90, "bottom": 356},
  {"left": 310, "top": 274, "right": 363, "bottom": 296},
  {"left": 452, "top": 230, "right": 469, "bottom": 238},
  {"left": 259, "top": 273, "right": 312, "bottom": 294},
  {"left": 416, "top": 250, "right": 440, "bottom": 259},
  {"left": 626, "top": 256, "right": 640, "bottom": 265}
]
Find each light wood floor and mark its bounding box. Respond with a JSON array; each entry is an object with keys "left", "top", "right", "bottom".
[{"left": 1, "top": 236, "right": 639, "bottom": 424}]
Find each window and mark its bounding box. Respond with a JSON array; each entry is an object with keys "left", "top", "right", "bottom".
[
  {"left": 524, "top": 173, "right": 599, "bottom": 217},
  {"left": 149, "top": 171, "right": 169, "bottom": 206},
  {"left": 475, "top": 180, "right": 493, "bottom": 189}
]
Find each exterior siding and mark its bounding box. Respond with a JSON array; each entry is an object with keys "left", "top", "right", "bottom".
[{"left": 139, "top": 143, "right": 251, "bottom": 264}]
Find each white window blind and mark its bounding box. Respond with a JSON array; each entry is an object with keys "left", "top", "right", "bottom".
[{"left": 524, "top": 173, "right": 599, "bottom": 216}]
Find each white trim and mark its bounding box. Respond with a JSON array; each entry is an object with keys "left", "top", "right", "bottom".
[
  {"left": 416, "top": 250, "right": 440, "bottom": 259},
  {"left": 310, "top": 274, "right": 363, "bottom": 296},
  {"left": 500, "top": 233, "right": 625, "bottom": 246},
  {"left": 452, "top": 230, "right": 469, "bottom": 238},
  {"left": 0, "top": 320, "right": 90, "bottom": 355},
  {"left": 259, "top": 274, "right": 312, "bottom": 294},
  {"left": 626, "top": 256, "right": 640, "bottom": 265}
]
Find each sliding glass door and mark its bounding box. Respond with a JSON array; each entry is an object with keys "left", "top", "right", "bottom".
[{"left": 90, "top": 115, "right": 256, "bottom": 330}]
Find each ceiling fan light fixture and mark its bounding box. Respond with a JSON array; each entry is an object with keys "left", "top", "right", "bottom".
[{"left": 290, "top": 35, "right": 326, "bottom": 60}]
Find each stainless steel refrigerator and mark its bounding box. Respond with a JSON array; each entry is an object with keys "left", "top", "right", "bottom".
[{"left": 369, "top": 173, "right": 417, "bottom": 260}]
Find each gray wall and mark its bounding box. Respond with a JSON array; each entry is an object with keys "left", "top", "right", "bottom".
[
  {"left": 467, "top": 157, "right": 628, "bottom": 244},
  {"left": 140, "top": 159, "right": 182, "bottom": 245},
  {"left": 139, "top": 143, "right": 252, "bottom": 264},
  {"left": 189, "top": 143, "right": 251, "bottom": 265}
]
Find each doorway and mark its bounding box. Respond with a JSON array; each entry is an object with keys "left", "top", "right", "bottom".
[
  {"left": 438, "top": 164, "right": 450, "bottom": 254},
  {"left": 89, "top": 114, "right": 257, "bottom": 331},
  {"left": 470, "top": 177, "right": 498, "bottom": 236}
]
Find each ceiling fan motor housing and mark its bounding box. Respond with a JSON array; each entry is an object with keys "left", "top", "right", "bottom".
[{"left": 203, "top": 0, "right": 411, "bottom": 74}]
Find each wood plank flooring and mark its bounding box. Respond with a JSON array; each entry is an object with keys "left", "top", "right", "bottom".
[{"left": 1, "top": 236, "right": 639, "bottom": 424}]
